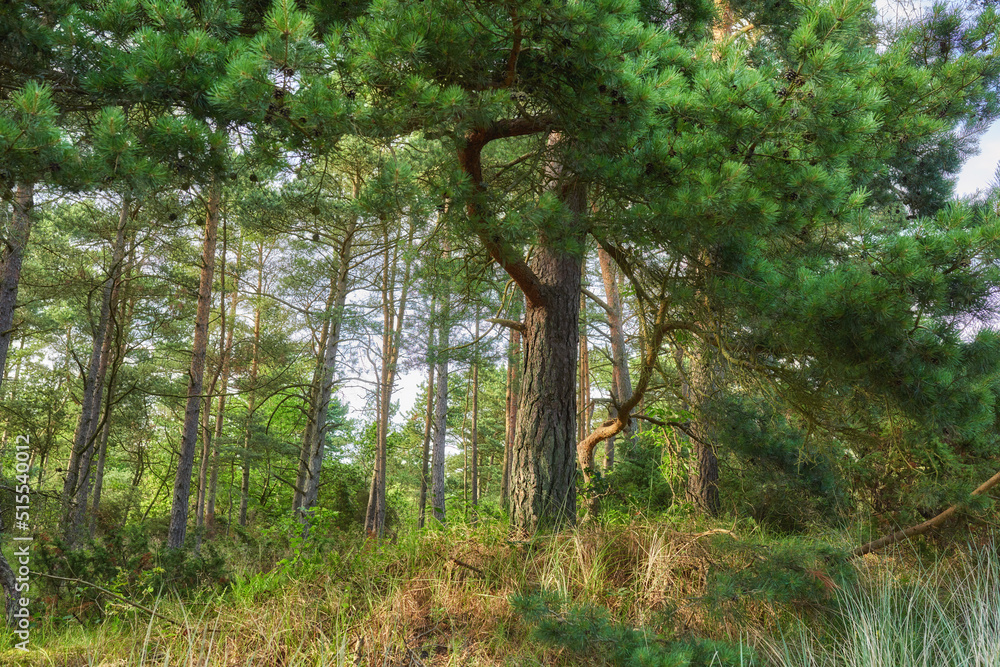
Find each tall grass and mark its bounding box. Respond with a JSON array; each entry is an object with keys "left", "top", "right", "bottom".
[{"left": 759, "top": 543, "right": 1000, "bottom": 667}]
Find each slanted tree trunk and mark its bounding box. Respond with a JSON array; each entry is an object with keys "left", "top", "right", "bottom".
[
  {"left": 365, "top": 221, "right": 415, "bottom": 537},
  {"left": 0, "top": 183, "right": 33, "bottom": 390},
  {"left": 295, "top": 218, "right": 356, "bottom": 518},
  {"left": 62, "top": 196, "right": 131, "bottom": 544},
  {"left": 89, "top": 230, "right": 136, "bottom": 538},
  {"left": 168, "top": 178, "right": 221, "bottom": 549}
]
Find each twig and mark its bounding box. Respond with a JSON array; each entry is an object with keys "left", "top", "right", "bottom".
[{"left": 29, "top": 571, "right": 184, "bottom": 627}]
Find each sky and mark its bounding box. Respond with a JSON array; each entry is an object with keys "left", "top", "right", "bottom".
[{"left": 957, "top": 124, "right": 1000, "bottom": 196}]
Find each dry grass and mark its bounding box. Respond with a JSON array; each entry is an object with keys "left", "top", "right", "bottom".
[{"left": 4, "top": 520, "right": 767, "bottom": 666}]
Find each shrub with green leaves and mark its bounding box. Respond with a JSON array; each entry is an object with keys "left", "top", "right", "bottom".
[{"left": 512, "top": 589, "right": 753, "bottom": 666}]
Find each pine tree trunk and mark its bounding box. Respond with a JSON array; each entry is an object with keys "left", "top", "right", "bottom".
[
  {"left": 471, "top": 315, "right": 479, "bottom": 511},
  {"left": 508, "top": 180, "right": 586, "bottom": 535},
  {"left": 62, "top": 196, "right": 130, "bottom": 544},
  {"left": 431, "top": 258, "right": 450, "bottom": 525},
  {"left": 87, "top": 414, "right": 112, "bottom": 537},
  {"left": 501, "top": 308, "right": 521, "bottom": 508},
  {"left": 295, "top": 218, "right": 355, "bottom": 517},
  {"left": 598, "top": 247, "right": 633, "bottom": 469},
  {"left": 417, "top": 356, "right": 435, "bottom": 528},
  {"left": 90, "top": 232, "right": 135, "bottom": 538},
  {"left": 207, "top": 237, "right": 240, "bottom": 528},
  {"left": 205, "top": 220, "right": 242, "bottom": 530},
  {"left": 0, "top": 183, "right": 33, "bottom": 391},
  {"left": 365, "top": 222, "right": 415, "bottom": 537},
  {"left": 195, "top": 395, "right": 215, "bottom": 547},
  {"left": 240, "top": 248, "right": 264, "bottom": 528},
  {"left": 168, "top": 179, "right": 220, "bottom": 549},
  {"left": 578, "top": 279, "right": 591, "bottom": 445},
  {"left": 678, "top": 347, "right": 720, "bottom": 516}
]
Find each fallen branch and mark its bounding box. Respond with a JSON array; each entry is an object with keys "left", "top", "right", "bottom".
[
  {"left": 29, "top": 571, "right": 184, "bottom": 627},
  {"left": 851, "top": 468, "right": 1000, "bottom": 558}
]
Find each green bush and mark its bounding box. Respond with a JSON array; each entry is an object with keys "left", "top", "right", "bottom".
[{"left": 512, "top": 589, "right": 754, "bottom": 667}]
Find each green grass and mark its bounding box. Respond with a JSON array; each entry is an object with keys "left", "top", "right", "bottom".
[
  {"left": 5, "top": 522, "right": 1000, "bottom": 666},
  {"left": 759, "top": 543, "right": 1000, "bottom": 667}
]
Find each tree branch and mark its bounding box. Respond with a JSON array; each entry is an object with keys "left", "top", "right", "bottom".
[
  {"left": 582, "top": 288, "right": 613, "bottom": 316},
  {"left": 458, "top": 118, "right": 552, "bottom": 308},
  {"left": 29, "top": 572, "right": 184, "bottom": 627},
  {"left": 851, "top": 467, "right": 1000, "bottom": 558},
  {"left": 486, "top": 317, "right": 525, "bottom": 333}
]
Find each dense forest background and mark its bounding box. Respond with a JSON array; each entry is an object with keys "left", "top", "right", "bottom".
[{"left": 4, "top": 0, "right": 1000, "bottom": 664}]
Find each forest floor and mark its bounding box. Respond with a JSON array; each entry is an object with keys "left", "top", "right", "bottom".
[{"left": 3, "top": 518, "right": 998, "bottom": 666}]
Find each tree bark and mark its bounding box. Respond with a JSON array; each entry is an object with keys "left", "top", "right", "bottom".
[
  {"left": 168, "top": 179, "right": 221, "bottom": 549},
  {"left": 678, "top": 346, "right": 721, "bottom": 516},
  {"left": 430, "top": 251, "right": 451, "bottom": 525},
  {"left": 417, "top": 341, "right": 435, "bottom": 528},
  {"left": 365, "top": 220, "right": 415, "bottom": 537},
  {"left": 852, "top": 467, "right": 1000, "bottom": 558},
  {"left": 508, "top": 179, "right": 586, "bottom": 535},
  {"left": 0, "top": 183, "right": 33, "bottom": 391},
  {"left": 502, "top": 301, "right": 521, "bottom": 508},
  {"left": 62, "top": 195, "right": 131, "bottom": 544},
  {"left": 296, "top": 218, "right": 356, "bottom": 517},
  {"left": 598, "top": 247, "right": 634, "bottom": 469},
  {"left": 240, "top": 242, "right": 265, "bottom": 528}
]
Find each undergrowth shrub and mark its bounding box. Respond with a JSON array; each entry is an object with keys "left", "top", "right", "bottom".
[
  {"left": 34, "top": 525, "right": 229, "bottom": 624},
  {"left": 513, "top": 589, "right": 754, "bottom": 667},
  {"left": 705, "top": 536, "right": 854, "bottom": 628}
]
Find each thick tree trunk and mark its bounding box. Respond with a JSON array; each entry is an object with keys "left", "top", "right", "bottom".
[
  {"left": 62, "top": 196, "right": 130, "bottom": 544},
  {"left": 598, "top": 247, "right": 634, "bottom": 469},
  {"left": 0, "top": 183, "right": 33, "bottom": 391},
  {"left": 168, "top": 179, "right": 220, "bottom": 549},
  {"left": 508, "top": 181, "right": 586, "bottom": 535}
]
